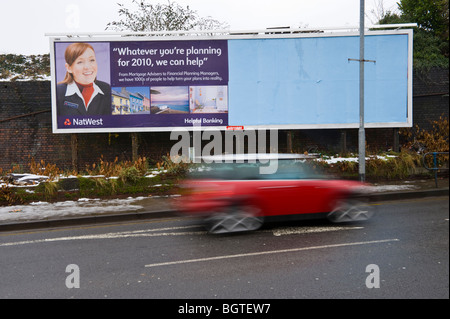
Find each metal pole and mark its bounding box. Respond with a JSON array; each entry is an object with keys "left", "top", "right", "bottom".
[
  {"left": 433, "top": 152, "right": 438, "bottom": 188},
  {"left": 358, "top": 0, "right": 366, "bottom": 182}
]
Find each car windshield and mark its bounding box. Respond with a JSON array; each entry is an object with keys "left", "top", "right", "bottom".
[{"left": 188, "top": 158, "right": 324, "bottom": 180}]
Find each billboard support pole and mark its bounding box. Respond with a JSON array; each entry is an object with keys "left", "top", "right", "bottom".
[
  {"left": 131, "top": 133, "right": 139, "bottom": 162},
  {"left": 287, "top": 131, "right": 293, "bottom": 153},
  {"left": 71, "top": 134, "right": 78, "bottom": 173},
  {"left": 358, "top": 0, "right": 366, "bottom": 182}
]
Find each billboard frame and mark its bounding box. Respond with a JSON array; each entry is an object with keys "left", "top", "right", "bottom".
[{"left": 49, "top": 27, "right": 413, "bottom": 133}]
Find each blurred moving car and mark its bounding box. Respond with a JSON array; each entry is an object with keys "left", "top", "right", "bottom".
[{"left": 175, "top": 154, "right": 373, "bottom": 234}]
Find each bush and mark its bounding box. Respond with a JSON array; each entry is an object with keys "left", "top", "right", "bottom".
[
  {"left": 119, "top": 166, "right": 140, "bottom": 184},
  {"left": 400, "top": 115, "right": 449, "bottom": 170},
  {"left": 85, "top": 156, "right": 149, "bottom": 178},
  {"left": 401, "top": 115, "right": 449, "bottom": 153},
  {"left": 366, "top": 152, "right": 421, "bottom": 180},
  {"left": 0, "top": 184, "right": 22, "bottom": 205},
  {"left": 29, "top": 158, "right": 61, "bottom": 181},
  {"left": 158, "top": 155, "right": 190, "bottom": 179}
]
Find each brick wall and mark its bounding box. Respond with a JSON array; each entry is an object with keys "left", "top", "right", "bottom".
[
  {"left": 1, "top": 68, "right": 448, "bottom": 171},
  {"left": 412, "top": 68, "right": 449, "bottom": 130},
  {"left": 0, "top": 81, "right": 68, "bottom": 170}
]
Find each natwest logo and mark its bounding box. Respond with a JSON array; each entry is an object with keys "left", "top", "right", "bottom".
[
  {"left": 63, "top": 118, "right": 105, "bottom": 126},
  {"left": 72, "top": 118, "right": 104, "bottom": 126},
  {"left": 62, "top": 118, "right": 104, "bottom": 128}
]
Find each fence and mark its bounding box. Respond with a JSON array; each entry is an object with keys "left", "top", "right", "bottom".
[{"left": 423, "top": 152, "right": 449, "bottom": 187}]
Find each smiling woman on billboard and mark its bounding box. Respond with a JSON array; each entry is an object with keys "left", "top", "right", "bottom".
[{"left": 57, "top": 42, "right": 111, "bottom": 116}]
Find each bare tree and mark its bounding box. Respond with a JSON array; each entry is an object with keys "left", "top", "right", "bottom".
[
  {"left": 106, "top": 0, "right": 228, "bottom": 32},
  {"left": 366, "top": 0, "right": 400, "bottom": 25}
]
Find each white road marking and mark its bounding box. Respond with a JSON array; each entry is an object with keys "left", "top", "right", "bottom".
[
  {"left": 0, "top": 225, "right": 363, "bottom": 247},
  {"left": 0, "top": 225, "right": 203, "bottom": 247},
  {"left": 271, "top": 226, "right": 363, "bottom": 236},
  {"left": 144, "top": 239, "right": 400, "bottom": 268}
]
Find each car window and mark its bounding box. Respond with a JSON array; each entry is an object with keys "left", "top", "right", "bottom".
[
  {"left": 261, "top": 159, "right": 319, "bottom": 180},
  {"left": 188, "top": 159, "right": 323, "bottom": 180}
]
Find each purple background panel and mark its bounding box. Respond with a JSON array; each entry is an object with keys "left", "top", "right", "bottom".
[
  {"left": 57, "top": 113, "right": 228, "bottom": 129},
  {"left": 110, "top": 40, "right": 228, "bottom": 87},
  {"left": 54, "top": 42, "right": 111, "bottom": 84}
]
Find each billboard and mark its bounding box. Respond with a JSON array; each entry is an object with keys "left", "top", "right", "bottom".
[{"left": 50, "top": 29, "right": 412, "bottom": 133}]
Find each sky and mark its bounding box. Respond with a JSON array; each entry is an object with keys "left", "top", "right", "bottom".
[{"left": 0, "top": 0, "right": 401, "bottom": 55}]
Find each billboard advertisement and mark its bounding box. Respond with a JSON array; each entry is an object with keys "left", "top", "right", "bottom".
[{"left": 50, "top": 30, "right": 412, "bottom": 133}]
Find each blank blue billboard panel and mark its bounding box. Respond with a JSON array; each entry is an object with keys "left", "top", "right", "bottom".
[{"left": 228, "top": 32, "right": 410, "bottom": 128}]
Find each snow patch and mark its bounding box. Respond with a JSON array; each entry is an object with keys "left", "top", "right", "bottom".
[{"left": 0, "top": 197, "right": 146, "bottom": 222}]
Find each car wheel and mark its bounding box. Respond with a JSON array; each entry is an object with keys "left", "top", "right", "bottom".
[
  {"left": 205, "top": 204, "right": 264, "bottom": 234},
  {"left": 327, "top": 199, "right": 373, "bottom": 223}
]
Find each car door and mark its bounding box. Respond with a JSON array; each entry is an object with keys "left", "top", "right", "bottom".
[{"left": 254, "top": 159, "right": 326, "bottom": 216}]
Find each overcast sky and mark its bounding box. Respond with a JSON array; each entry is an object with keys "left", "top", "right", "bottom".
[{"left": 0, "top": 0, "right": 401, "bottom": 55}]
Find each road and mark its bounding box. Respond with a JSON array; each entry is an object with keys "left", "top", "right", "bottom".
[{"left": 0, "top": 196, "right": 448, "bottom": 301}]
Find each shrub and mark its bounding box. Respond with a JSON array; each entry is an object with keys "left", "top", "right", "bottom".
[
  {"left": 43, "top": 180, "right": 59, "bottom": 199},
  {"left": 119, "top": 166, "right": 140, "bottom": 184},
  {"left": 400, "top": 115, "right": 449, "bottom": 170},
  {"left": 158, "top": 155, "right": 190, "bottom": 179},
  {"left": 29, "top": 158, "right": 61, "bottom": 181},
  {"left": 0, "top": 184, "right": 22, "bottom": 205},
  {"left": 365, "top": 152, "right": 421, "bottom": 180},
  {"left": 401, "top": 115, "right": 449, "bottom": 153},
  {"left": 84, "top": 156, "right": 149, "bottom": 178}
]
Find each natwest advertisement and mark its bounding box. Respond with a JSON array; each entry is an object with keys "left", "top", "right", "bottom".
[{"left": 52, "top": 39, "right": 229, "bottom": 132}]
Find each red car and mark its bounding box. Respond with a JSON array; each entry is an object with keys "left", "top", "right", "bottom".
[{"left": 175, "top": 154, "right": 373, "bottom": 234}]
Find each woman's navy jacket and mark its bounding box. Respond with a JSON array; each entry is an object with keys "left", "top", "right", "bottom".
[{"left": 56, "top": 81, "right": 111, "bottom": 116}]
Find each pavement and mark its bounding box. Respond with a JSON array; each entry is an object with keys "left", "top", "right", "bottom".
[{"left": 0, "top": 177, "right": 448, "bottom": 232}]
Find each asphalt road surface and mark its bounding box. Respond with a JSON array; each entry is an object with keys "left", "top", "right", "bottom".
[{"left": 0, "top": 196, "right": 448, "bottom": 301}]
